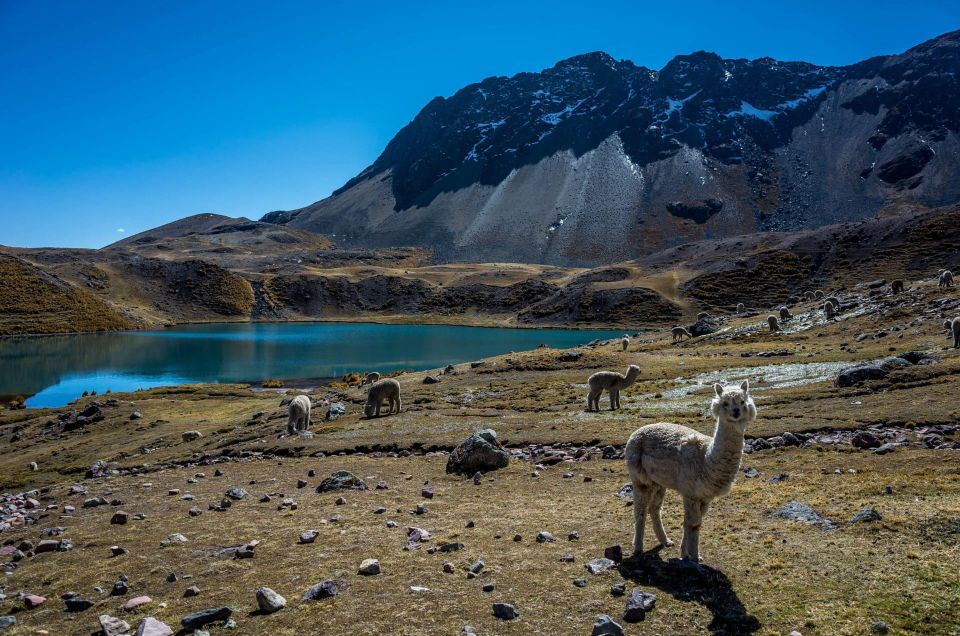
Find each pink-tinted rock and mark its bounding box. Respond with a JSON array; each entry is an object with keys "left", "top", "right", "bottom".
[
  {"left": 34, "top": 539, "right": 60, "bottom": 553},
  {"left": 24, "top": 594, "right": 46, "bottom": 608},
  {"left": 124, "top": 595, "right": 152, "bottom": 610},
  {"left": 135, "top": 617, "right": 174, "bottom": 636}
]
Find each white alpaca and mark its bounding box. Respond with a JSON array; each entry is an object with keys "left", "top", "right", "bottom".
[
  {"left": 767, "top": 315, "right": 781, "bottom": 332},
  {"left": 779, "top": 306, "right": 792, "bottom": 321},
  {"left": 624, "top": 381, "right": 756, "bottom": 561},
  {"left": 736, "top": 302, "right": 745, "bottom": 315},
  {"left": 672, "top": 326, "right": 692, "bottom": 342},
  {"left": 361, "top": 372, "right": 381, "bottom": 386},
  {"left": 364, "top": 378, "right": 401, "bottom": 418},
  {"left": 940, "top": 270, "right": 954, "bottom": 288},
  {"left": 621, "top": 336, "right": 630, "bottom": 351},
  {"left": 697, "top": 311, "right": 710, "bottom": 321},
  {"left": 587, "top": 365, "right": 641, "bottom": 411},
  {"left": 286, "top": 395, "right": 311, "bottom": 434},
  {"left": 814, "top": 290, "right": 825, "bottom": 300},
  {"left": 948, "top": 318, "right": 960, "bottom": 348}
]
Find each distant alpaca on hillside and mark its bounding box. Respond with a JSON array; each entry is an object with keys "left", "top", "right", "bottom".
[
  {"left": 697, "top": 311, "right": 710, "bottom": 321},
  {"left": 825, "top": 296, "right": 840, "bottom": 310},
  {"left": 587, "top": 364, "right": 641, "bottom": 412},
  {"left": 286, "top": 395, "right": 311, "bottom": 435},
  {"left": 824, "top": 301, "right": 837, "bottom": 319},
  {"left": 361, "top": 372, "right": 381, "bottom": 386},
  {"left": 803, "top": 291, "right": 815, "bottom": 301},
  {"left": 672, "top": 326, "right": 692, "bottom": 342},
  {"left": 767, "top": 315, "right": 781, "bottom": 332},
  {"left": 814, "top": 290, "right": 825, "bottom": 300},
  {"left": 736, "top": 302, "right": 745, "bottom": 315},
  {"left": 621, "top": 336, "right": 630, "bottom": 351},
  {"left": 624, "top": 380, "right": 757, "bottom": 561},
  {"left": 940, "top": 270, "right": 955, "bottom": 288},
  {"left": 948, "top": 318, "right": 960, "bottom": 348},
  {"left": 891, "top": 279, "right": 904, "bottom": 294},
  {"left": 364, "top": 379, "right": 402, "bottom": 418},
  {"left": 779, "top": 306, "right": 793, "bottom": 321}
]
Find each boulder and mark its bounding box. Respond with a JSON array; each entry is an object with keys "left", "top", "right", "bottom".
[
  {"left": 99, "top": 614, "right": 131, "bottom": 636},
  {"left": 134, "top": 617, "right": 174, "bottom": 636},
  {"left": 182, "top": 431, "right": 203, "bottom": 442},
  {"left": 255, "top": 587, "right": 286, "bottom": 614},
  {"left": 316, "top": 470, "right": 367, "bottom": 492},
  {"left": 446, "top": 429, "right": 510, "bottom": 475},
  {"left": 592, "top": 614, "right": 625, "bottom": 636},
  {"left": 324, "top": 403, "right": 346, "bottom": 421},
  {"left": 180, "top": 607, "right": 232, "bottom": 631}
]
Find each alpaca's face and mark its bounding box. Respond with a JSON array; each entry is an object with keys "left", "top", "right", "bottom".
[
  {"left": 364, "top": 403, "right": 375, "bottom": 417},
  {"left": 711, "top": 381, "right": 756, "bottom": 429}
]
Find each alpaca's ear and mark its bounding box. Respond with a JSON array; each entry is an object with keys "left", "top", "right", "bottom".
[
  {"left": 714, "top": 383, "right": 724, "bottom": 397},
  {"left": 740, "top": 379, "right": 750, "bottom": 394}
]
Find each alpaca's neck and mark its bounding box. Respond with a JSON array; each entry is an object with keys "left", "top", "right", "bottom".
[{"left": 705, "top": 418, "right": 745, "bottom": 477}]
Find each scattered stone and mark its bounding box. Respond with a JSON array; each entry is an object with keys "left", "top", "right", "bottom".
[
  {"left": 225, "top": 487, "right": 248, "bottom": 500},
  {"left": 134, "top": 617, "right": 173, "bottom": 636},
  {"left": 111, "top": 580, "right": 129, "bottom": 596},
  {"left": 743, "top": 467, "right": 760, "bottom": 478},
  {"left": 871, "top": 621, "right": 889, "bottom": 634},
  {"left": 446, "top": 429, "right": 510, "bottom": 475},
  {"left": 181, "top": 431, "right": 203, "bottom": 442},
  {"left": 585, "top": 558, "right": 616, "bottom": 575},
  {"left": 111, "top": 546, "right": 129, "bottom": 557},
  {"left": 611, "top": 583, "right": 626, "bottom": 596},
  {"left": 180, "top": 607, "right": 232, "bottom": 631},
  {"left": 184, "top": 585, "right": 200, "bottom": 597},
  {"left": 358, "top": 558, "right": 381, "bottom": 575},
  {"left": 850, "top": 507, "right": 882, "bottom": 523},
  {"left": 64, "top": 598, "right": 94, "bottom": 612},
  {"left": 604, "top": 545, "right": 623, "bottom": 563},
  {"left": 317, "top": 470, "right": 367, "bottom": 492},
  {"left": 0, "top": 617, "right": 14, "bottom": 631},
  {"left": 492, "top": 602, "right": 519, "bottom": 620},
  {"left": 422, "top": 487, "right": 434, "bottom": 499},
  {"left": 536, "top": 531, "right": 556, "bottom": 543},
  {"left": 410, "top": 586, "right": 431, "bottom": 593},
  {"left": 568, "top": 531, "right": 580, "bottom": 541},
  {"left": 24, "top": 595, "right": 46, "bottom": 608},
  {"left": 124, "top": 596, "right": 152, "bottom": 610},
  {"left": 111, "top": 511, "right": 130, "bottom": 525},
  {"left": 468, "top": 559, "right": 485, "bottom": 574},
  {"left": 623, "top": 589, "right": 657, "bottom": 622},
  {"left": 161, "top": 533, "right": 188, "bottom": 546},
  {"left": 873, "top": 443, "right": 897, "bottom": 455},
  {"left": 255, "top": 587, "right": 286, "bottom": 614},
  {"left": 99, "top": 614, "right": 131, "bottom": 636},
  {"left": 302, "top": 580, "right": 341, "bottom": 601},
  {"left": 482, "top": 582, "right": 495, "bottom": 592},
  {"left": 299, "top": 530, "right": 319, "bottom": 544},
  {"left": 573, "top": 579, "right": 588, "bottom": 588},
  {"left": 592, "top": 614, "right": 625, "bottom": 636},
  {"left": 189, "top": 507, "right": 203, "bottom": 517},
  {"left": 325, "top": 402, "right": 346, "bottom": 421},
  {"left": 772, "top": 501, "right": 836, "bottom": 529}
]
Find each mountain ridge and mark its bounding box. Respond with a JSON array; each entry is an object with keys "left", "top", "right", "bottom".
[{"left": 262, "top": 30, "right": 960, "bottom": 265}]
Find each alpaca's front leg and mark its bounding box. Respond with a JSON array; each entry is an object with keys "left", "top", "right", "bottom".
[
  {"left": 632, "top": 484, "right": 651, "bottom": 554},
  {"left": 609, "top": 389, "right": 618, "bottom": 411},
  {"left": 681, "top": 496, "right": 704, "bottom": 562}
]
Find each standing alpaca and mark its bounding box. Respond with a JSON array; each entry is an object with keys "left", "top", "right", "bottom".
[
  {"left": 587, "top": 365, "right": 641, "bottom": 412},
  {"left": 947, "top": 318, "right": 960, "bottom": 348},
  {"left": 767, "top": 315, "right": 781, "bottom": 332},
  {"left": 672, "top": 326, "right": 692, "bottom": 343},
  {"left": 621, "top": 336, "right": 630, "bottom": 351},
  {"left": 890, "top": 280, "right": 904, "bottom": 294},
  {"left": 361, "top": 372, "right": 381, "bottom": 386},
  {"left": 940, "top": 270, "right": 955, "bottom": 288},
  {"left": 803, "top": 291, "right": 815, "bottom": 301},
  {"left": 286, "top": 395, "right": 311, "bottom": 435},
  {"left": 824, "top": 301, "right": 837, "bottom": 319},
  {"left": 736, "top": 302, "right": 745, "bottom": 315},
  {"left": 779, "top": 306, "right": 793, "bottom": 321},
  {"left": 625, "top": 381, "right": 756, "bottom": 561},
  {"left": 364, "top": 378, "right": 402, "bottom": 417},
  {"left": 825, "top": 296, "right": 840, "bottom": 310}
]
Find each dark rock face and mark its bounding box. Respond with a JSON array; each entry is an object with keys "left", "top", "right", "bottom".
[
  {"left": 446, "top": 429, "right": 510, "bottom": 475},
  {"left": 264, "top": 31, "right": 960, "bottom": 266},
  {"left": 836, "top": 364, "right": 888, "bottom": 387},
  {"left": 180, "top": 607, "right": 232, "bottom": 630}
]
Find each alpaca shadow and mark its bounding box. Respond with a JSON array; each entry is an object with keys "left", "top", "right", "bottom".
[{"left": 619, "top": 549, "right": 760, "bottom": 635}]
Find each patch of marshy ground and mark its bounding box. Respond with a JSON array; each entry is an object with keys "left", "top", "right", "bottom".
[{"left": 1, "top": 276, "right": 959, "bottom": 633}]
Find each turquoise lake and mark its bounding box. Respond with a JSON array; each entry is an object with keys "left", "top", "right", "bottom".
[{"left": 0, "top": 322, "right": 623, "bottom": 408}]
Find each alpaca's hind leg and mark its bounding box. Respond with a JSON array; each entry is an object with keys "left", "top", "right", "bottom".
[
  {"left": 632, "top": 484, "right": 651, "bottom": 554},
  {"left": 648, "top": 486, "right": 673, "bottom": 547},
  {"left": 681, "top": 496, "right": 705, "bottom": 562},
  {"left": 587, "top": 390, "right": 598, "bottom": 412},
  {"left": 610, "top": 389, "right": 619, "bottom": 411}
]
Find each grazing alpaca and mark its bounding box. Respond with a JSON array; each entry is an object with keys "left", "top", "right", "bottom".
[
  {"left": 767, "top": 315, "right": 781, "bottom": 332},
  {"left": 672, "top": 326, "right": 692, "bottom": 343},
  {"left": 779, "top": 306, "right": 793, "bottom": 321},
  {"left": 587, "top": 365, "right": 641, "bottom": 412},
  {"left": 364, "top": 379, "right": 402, "bottom": 418},
  {"left": 625, "top": 381, "right": 756, "bottom": 561},
  {"left": 814, "top": 290, "right": 825, "bottom": 300},
  {"left": 736, "top": 302, "right": 745, "bottom": 315},
  {"left": 696, "top": 311, "right": 710, "bottom": 321},
  {"left": 825, "top": 296, "right": 840, "bottom": 310},
  {"left": 803, "top": 291, "right": 815, "bottom": 301},
  {"left": 361, "top": 372, "right": 381, "bottom": 386},
  {"left": 948, "top": 318, "right": 960, "bottom": 348},
  {"left": 621, "top": 336, "right": 630, "bottom": 351},
  {"left": 824, "top": 301, "right": 837, "bottom": 319},
  {"left": 286, "top": 395, "right": 311, "bottom": 435},
  {"left": 940, "top": 270, "right": 955, "bottom": 288},
  {"left": 891, "top": 279, "right": 904, "bottom": 294}
]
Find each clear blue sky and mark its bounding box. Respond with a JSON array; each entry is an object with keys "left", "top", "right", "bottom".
[{"left": 1, "top": 1, "right": 957, "bottom": 248}]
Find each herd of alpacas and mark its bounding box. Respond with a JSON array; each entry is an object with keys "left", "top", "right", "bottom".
[{"left": 280, "top": 272, "right": 955, "bottom": 562}]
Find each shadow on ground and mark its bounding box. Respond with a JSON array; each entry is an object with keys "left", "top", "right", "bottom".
[{"left": 619, "top": 548, "right": 761, "bottom": 635}]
